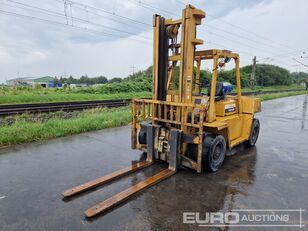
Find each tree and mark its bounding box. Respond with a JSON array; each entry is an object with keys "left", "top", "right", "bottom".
[
  {"left": 291, "top": 72, "right": 308, "bottom": 84},
  {"left": 108, "top": 77, "right": 122, "bottom": 83}
]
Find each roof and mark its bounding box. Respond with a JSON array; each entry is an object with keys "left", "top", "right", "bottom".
[
  {"left": 7, "top": 76, "right": 54, "bottom": 83},
  {"left": 33, "top": 76, "right": 54, "bottom": 83}
]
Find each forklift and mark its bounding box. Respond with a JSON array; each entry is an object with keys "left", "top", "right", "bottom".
[{"left": 62, "top": 4, "right": 261, "bottom": 218}]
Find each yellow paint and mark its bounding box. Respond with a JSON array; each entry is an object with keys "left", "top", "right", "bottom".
[{"left": 131, "top": 5, "right": 261, "bottom": 173}]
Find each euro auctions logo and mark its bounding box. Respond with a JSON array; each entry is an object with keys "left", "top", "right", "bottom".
[{"left": 183, "top": 209, "right": 306, "bottom": 228}]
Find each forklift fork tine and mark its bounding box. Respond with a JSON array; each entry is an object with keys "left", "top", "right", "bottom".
[
  {"left": 84, "top": 168, "right": 176, "bottom": 218},
  {"left": 62, "top": 160, "right": 153, "bottom": 198}
]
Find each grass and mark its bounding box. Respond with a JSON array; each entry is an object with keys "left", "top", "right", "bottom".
[
  {"left": 257, "top": 90, "right": 308, "bottom": 101},
  {"left": 0, "top": 91, "right": 152, "bottom": 105},
  {"left": 0, "top": 107, "right": 131, "bottom": 147},
  {"left": 235, "top": 84, "right": 305, "bottom": 93},
  {"left": 0, "top": 90, "right": 307, "bottom": 148},
  {"left": 0, "top": 85, "right": 305, "bottom": 105}
]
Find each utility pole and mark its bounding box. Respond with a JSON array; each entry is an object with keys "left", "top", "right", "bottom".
[
  {"left": 130, "top": 65, "right": 136, "bottom": 75},
  {"left": 251, "top": 56, "right": 257, "bottom": 89}
]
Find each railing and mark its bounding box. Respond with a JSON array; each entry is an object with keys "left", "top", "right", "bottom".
[
  {"left": 131, "top": 98, "right": 206, "bottom": 173},
  {"left": 132, "top": 99, "right": 205, "bottom": 128}
]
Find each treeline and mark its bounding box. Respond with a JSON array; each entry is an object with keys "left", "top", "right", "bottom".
[
  {"left": 290, "top": 72, "right": 308, "bottom": 84},
  {"left": 53, "top": 67, "right": 153, "bottom": 85},
  {"left": 74, "top": 67, "right": 152, "bottom": 94},
  {"left": 175, "top": 64, "right": 306, "bottom": 88},
  {"left": 214, "top": 64, "right": 293, "bottom": 87},
  {"left": 56, "top": 64, "right": 307, "bottom": 95},
  {"left": 54, "top": 75, "right": 108, "bottom": 85}
]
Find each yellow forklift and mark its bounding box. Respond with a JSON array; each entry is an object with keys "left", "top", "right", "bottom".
[{"left": 62, "top": 5, "right": 261, "bottom": 218}]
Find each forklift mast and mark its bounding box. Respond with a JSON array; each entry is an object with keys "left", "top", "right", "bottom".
[{"left": 152, "top": 5, "right": 205, "bottom": 103}]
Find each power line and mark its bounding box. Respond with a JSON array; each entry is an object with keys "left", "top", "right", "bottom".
[
  {"left": 205, "top": 13, "right": 298, "bottom": 52},
  {"left": 0, "top": 9, "right": 111, "bottom": 37},
  {"left": 0, "top": 8, "right": 152, "bottom": 45},
  {"left": 3, "top": 0, "right": 151, "bottom": 40},
  {"left": 129, "top": 0, "right": 268, "bottom": 57},
  {"left": 293, "top": 58, "right": 308, "bottom": 68},
  {"left": 131, "top": 0, "right": 307, "bottom": 69},
  {"left": 9, "top": 0, "right": 148, "bottom": 31},
  {"left": 199, "top": 29, "right": 277, "bottom": 56},
  {"left": 259, "top": 48, "right": 308, "bottom": 61},
  {"left": 204, "top": 24, "right": 290, "bottom": 52},
  {"left": 176, "top": 0, "right": 300, "bottom": 52},
  {"left": 71, "top": 4, "right": 147, "bottom": 31},
  {"left": 61, "top": 0, "right": 273, "bottom": 58},
  {"left": 54, "top": 0, "right": 152, "bottom": 27},
  {"left": 130, "top": 0, "right": 177, "bottom": 17}
]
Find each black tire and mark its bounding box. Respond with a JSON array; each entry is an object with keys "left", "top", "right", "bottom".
[
  {"left": 205, "top": 135, "right": 226, "bottom": 172},
  {"left": 138, "top": 129, "right": 147, "bottom": 144},
  {"left": 246, "top": 118, "right": 260, "bottom": 146},
  {"left": 138, "top": 122, "right": 152, "bottom": 144},
  {"left": 187, "top": 134, "right": 226, "bottom": 172}
]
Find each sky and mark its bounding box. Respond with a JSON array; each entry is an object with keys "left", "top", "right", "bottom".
[{"left": 0, "top": 0, "right": 307, "bottom": 83}]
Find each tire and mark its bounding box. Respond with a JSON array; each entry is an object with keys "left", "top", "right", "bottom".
[
  {"left": 205, "top": 135, "right": 226, "bottom": 172},
  {"left": 187, "top": 134, "right": 226, "bottom": 172},
  {"left": 138, "top": 129, "right": 147, "bottom": 144},
  {"left": 246, "top": 118, "right": 260, "bottom": 146}
]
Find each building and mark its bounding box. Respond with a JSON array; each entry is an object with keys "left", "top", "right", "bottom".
[
  {"left": 6, "top": 76, "right": 62, "bottom": 88},
  {"left": 69, "top": 83, "right": 88, "bottom": 88}
]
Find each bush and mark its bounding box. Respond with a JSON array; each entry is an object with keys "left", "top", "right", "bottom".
[{"left": 216, "top": 64, "right": 293, "bottom": 88}]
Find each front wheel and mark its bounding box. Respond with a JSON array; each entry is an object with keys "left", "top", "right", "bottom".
[
  {"left": 187, "top": 134, "right": 227, "bottom": 172},
  {"left": 205, "top": 135, "right": 227, "bottom": 172}
]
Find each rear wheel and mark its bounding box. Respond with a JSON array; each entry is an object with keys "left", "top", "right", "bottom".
[{"left": 246, "top": 118, "right": 260, "bottom": 146}]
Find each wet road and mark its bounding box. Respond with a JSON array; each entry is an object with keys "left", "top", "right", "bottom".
[{"left": 0, "top": 95, "right": 307, "bottom": 231}]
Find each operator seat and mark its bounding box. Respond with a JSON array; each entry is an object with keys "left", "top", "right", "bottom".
[{"left": 207, "top": 82, "right": 225, "bottom": 101}]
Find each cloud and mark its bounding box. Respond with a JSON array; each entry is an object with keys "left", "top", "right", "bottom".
[{"left": 0, "top": 0, "right": 307, "bottom": 83}]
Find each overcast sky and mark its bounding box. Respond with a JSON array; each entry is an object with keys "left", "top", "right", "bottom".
[{"left": 0, "top": 0, "right": 307, "bottom": 83}]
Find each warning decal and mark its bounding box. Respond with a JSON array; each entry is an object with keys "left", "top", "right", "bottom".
[{"left": 225, "top": 104, "right": 236, "bottom": 113}]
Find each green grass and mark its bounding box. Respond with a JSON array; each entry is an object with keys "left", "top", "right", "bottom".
[
  {"left": 257, "top": 90, "right": 308, "bottom": 101},
  {"left": 0, "top": 85, "right": 305, "bottom": 105},
  {"left": 0, "top": 91, "right": 307, "bottom": 148},
  {"left": 236, "top": 84, "right": 305, "bottom": 93},
  {"left": 0, "top": 91, "right": 152, "bottom": 105},
  {"left": 0, "top": 107, "right": 131, "bottom": 147}
]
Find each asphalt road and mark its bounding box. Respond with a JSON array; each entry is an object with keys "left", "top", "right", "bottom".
[{"left": 0, "top": 95, "right": 307, "bottom": 231}]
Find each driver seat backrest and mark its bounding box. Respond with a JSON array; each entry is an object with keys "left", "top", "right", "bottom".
[{"left": 207, "top": 82, "right": 225, "bottom": 101}]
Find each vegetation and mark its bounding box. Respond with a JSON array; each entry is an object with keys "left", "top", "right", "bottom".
[
  {"left": 0, "top": 90, "right": 306, "bottom": 148},
  {"left": 0, "top": 87, "right": 151, "bottom": 104},
  {"left": 53, "top": 66, "right": 153, "bottom": 85},
  {"left": 257, "top": 90, "right": 307, "bottom": 101},
  {"left": 215, "top": 64, "right": 295, "bottom": 87},
  {"left": 0, "top": 107, "right": 131, "bottom": 147},
  {"left": 291, "top": 72, "right": 308, "bottom": 84},
  {"left": 1, "top": 64, "right": 307, "bottom": 105},
  {"left": 55, "top": 75, "right": 108, "bottom": 85}
]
